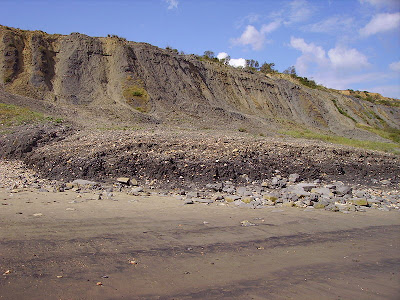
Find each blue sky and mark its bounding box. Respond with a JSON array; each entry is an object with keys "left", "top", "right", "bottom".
[{"left": 1, "top": 0, "right": 399, "bottom": 98}]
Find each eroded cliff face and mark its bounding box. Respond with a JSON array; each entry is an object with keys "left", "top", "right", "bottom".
[{"left": 0, "top": 25, "right": 398, "bottom": 136}]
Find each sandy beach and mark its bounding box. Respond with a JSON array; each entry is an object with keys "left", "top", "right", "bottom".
[{"left": 1, "top": 185, "right": 399, "bottom": 299}]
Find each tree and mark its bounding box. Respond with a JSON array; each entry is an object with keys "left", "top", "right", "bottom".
[
  {"left": 283, "top": 66, "right": 297, "bottom": 76},
  {"left": 204, "top": 50, "right": 215, "bottom": 59},
  {"left": 246, "top": 59, "right": 260, "bottom": 70},
  {"left": 260, "top": 62, "right": 276, "bottom": 74},
  {"left": 221, "top": 55, "right": 231, "bottom": 65}
]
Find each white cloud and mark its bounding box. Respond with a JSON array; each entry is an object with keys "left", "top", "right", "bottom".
[
  {"left": 289, "top": 37, "right": 377, "bottom": 90},
  {"left": 232, "top": 20, "right": 281, "bottom": 51},
  {"left": 359, "top": 0, "right": 399, "bottom": 8},
  {"left": 305, "top": 16, "right": 354, "bottom": 33},
  {"left": 232, "top": 25, "right": 265, "bottom": 50},
  {"left": 360, "top": 13, "right": 400, "bottom": 36},
  {"left": 285, "top": 0, "right": 314, "bottom": 25},
  {"left": 389, "top": 61, "right": 400, "bottom": 72},
  {"left": 328, "top": 46, "right": 370, "bottom": 70},
  {"left": 217, "top": 52, "right": 229, "bottom": 60},
  {"left": 290, "top": 37, "right": 370, "bottom": 73},
  {"left": 369, "top": 85, "right": 400, "bottom": 99},
  {"left": 289, "top": 37, "right": 328, "bottom": 73},
  {"left": 165, "top": 0, "right": 178, "bottom": 10},
  {"left": 229, "top": 58, "right": 247, "bottom": 68}
]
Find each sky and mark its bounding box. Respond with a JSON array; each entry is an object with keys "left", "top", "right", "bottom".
[{"left": 1, "top": 0, "right": 400, "bottom": 98}]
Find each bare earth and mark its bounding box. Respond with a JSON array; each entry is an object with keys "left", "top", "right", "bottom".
[{"left": 1, "top": 174, "right": 399, "bottom": 300}]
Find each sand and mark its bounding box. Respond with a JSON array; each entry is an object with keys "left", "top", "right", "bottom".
[{"left": 1, "top": 187, "right": 399, "bottom": 299}]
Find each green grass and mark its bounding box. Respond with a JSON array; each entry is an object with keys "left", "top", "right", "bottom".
[
  {"left": 0, "top": 103, "right": 47, "bottom": 127},
  {"left": 357, "top": 124, "right": 400, "bottom": 144},
  {"left": 331, "top": 99, "right": 356, "bottom": 122},
  {"left": 0, "top": 103, "right": 62, "bottom": 133},
  {"left": 281, "top": 129, "right": 399, "bottom": 153}
]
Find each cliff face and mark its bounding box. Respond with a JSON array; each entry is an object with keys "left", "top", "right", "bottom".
[{"left": 0, "top": 25, "right": 399, "bottom": 137}]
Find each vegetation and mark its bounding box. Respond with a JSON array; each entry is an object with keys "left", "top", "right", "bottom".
[
  {"left": 123, "top": 77, "right": 150, "bottom": 113},
  {"left": 346, "top": 89, "right": 400, "bottom": 107},
  {"left": 331, "top": 99, "right": 356, "bottom": 122},
  {"left": 260, "top": 62, "right": 276, "bottom": 74},
  {"left": 281, "top": 128, "right": 399, "bottom": 153},
  {"left": 0, "top": 103, "right": 55, "bottom": 129}
]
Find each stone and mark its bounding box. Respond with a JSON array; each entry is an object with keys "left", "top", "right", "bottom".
[
  {"left": 186, "top": 191, "right": 199, "bottom": 198},
  {"left": 271, "top": 176, "right": 287, "bottom": 188},
  {"left": 206, "top": 183, "right": 223, "bottom": 191},
  {"left": 261, "top": 181, "right": 269, "bottom": 187},
  {"left": 348, "top": 198, "right": 368, "bottom": 206},
  {"left": 288, "top": 173, "right": 300, "bottom": 183},
  {"left": 295, "top": 183, "right": 316, "bottom": 192},
  {"left": 236, "top": 187, "right": 252, "bottom": 197},
  {"left": 235, "top": 201, "right": 252, "bottom": 208},
  {"left": 282, "top": 201, "right": 294, "bottom": 207},
  {"left": 117, "top": 177, "right": 130, "bottom": 185},
  {"left": 311, "top": 187, "right": 333, "bottom": 197},
  {"left": 183, "top": 199, "right": 194, "bottom": 205},
  {"left": 194, "top": 198, "right": 213, "bottom": 204},
  {"left": 131, "top": 187, "right": 144, "bottom": 193},
  {"left": 367, "top": 198, "right": 381, "bottom": 206},
  {"left": 240, "top": 220, "right": 256, "bottom": 226},
  {"left": 72, "top": 179, "right": 98, "bottom": 186},
  {"left": 313, "top": 202, "right": 326, "bottom": 209},
  {"left": 241, "top": 197, "right": 254, "bottom": 204},
  {"left": 225, "top": 195, "right": 241, "bottom": 202},
  {"left": 212, "top": 193, "right": 224, "bottom": 201},
  {"left": 262, "top": 193, "right": 278, "bottom": 202},
  {"left": 335, "top": 185, "right": 352, "bottom": 196}
]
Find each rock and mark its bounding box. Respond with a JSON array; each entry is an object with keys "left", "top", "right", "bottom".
[
  {"left": 271, "top": 176, "right": 287, "bottom": 188},
  {"left": 348, "top": 198, "right": 368, "bottom": 206},
  {"left": 212, "top": 193, "right": 224, "bottom": 201},
  {"left": 313, "top": 202, "right": 326, "bottom": 209},
  {"left": 206, "top": 183, "right": 223, "bottom": 191},
  {"left": 378, "top": 205, "right": 391, "bottom": 211},
  {"left": 186, "top": 191, "right": 199, "bottom": 198},
  {"left": 288, "top": 173, "right": 300, "bottom": 183},
  {"left": 325, "top": 204, "right": 340, "bottom": 212},
  {"left": 131, "top": 187, "right": 143, "bottom": 193},
  {"left": 311, "top": 187, "right": 333, "bottom": 197},
  {"left": 240, "top": 220, "right": 256, "bottom": 227},
  {"left": 33, "top": 213, "right": 43, "bottom": 217},
  {"left": 261, "top": 181, "right": 268, "bottom": 187},
  {"left": 282, "top": 201, "right": 294, "bottom": 207},
  {"left": 241, "top": 197, "right": 254, "bottom": 204},
  {"left": 296, "top": 183, "right": 317, "bottom": 192},
  {"left": 194, "top": 198, "right": 213, "bottom": 204},
  {"left": 335, "top": 185, "right": 352, "bottom": 196},
  {"left": 236, "top": 187, "right": 252, "bottom": 197},
  {"left": 38, "top": 188, "right": 49, "bottom": 193},
  {"left": 262, "top": 193, "right": 279, "bottom": 202},
  {"left": 72, "top": 179, "right": 98, "bottom": 186},
  {"left": 183, "top": 199, "right": 194, "bottom": 205},
  {"left": 367, "top": 198, "right": 381, "bottom": 206},
  {"left": 235, "top": 200, "right": 252, "bottom": 208},
  {"left": 117, "top": 177, "right": 130, "bottom": 185},
  {"left": 225, "top": 195, "right": 241, "bottom": 202}
]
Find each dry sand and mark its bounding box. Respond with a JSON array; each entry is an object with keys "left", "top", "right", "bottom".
[{"left": 1, "top": 186, "right": 399, "bottom": 299}]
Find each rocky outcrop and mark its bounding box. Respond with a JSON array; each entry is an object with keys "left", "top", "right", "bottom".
[{"left": 0, "top": 25, "right": 399, "bottom": 137}]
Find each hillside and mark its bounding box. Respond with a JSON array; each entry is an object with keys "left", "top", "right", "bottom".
[{"left": 0, "top": 25, "right": 399, "bottom": 140}]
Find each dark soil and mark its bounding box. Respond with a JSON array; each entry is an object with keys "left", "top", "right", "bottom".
[{"left": 1, "top": 125, "right": 396, "bottom": 189}]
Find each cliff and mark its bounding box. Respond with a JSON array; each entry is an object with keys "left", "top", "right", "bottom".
[{"left": 0, "top": 25, "right": 399, "bottom": 139}]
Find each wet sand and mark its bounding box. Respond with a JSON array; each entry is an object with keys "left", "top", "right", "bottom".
[{"left": 1, "top": 188, "right": 399, "bottom": 299}]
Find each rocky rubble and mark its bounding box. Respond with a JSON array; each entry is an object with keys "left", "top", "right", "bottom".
[{"left": 1, "top": 160, "right": 398, "bottom": 213}]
